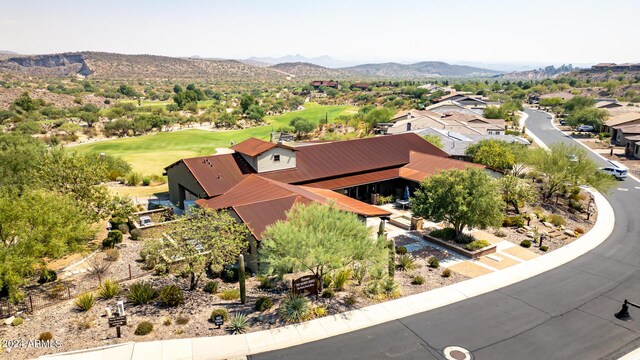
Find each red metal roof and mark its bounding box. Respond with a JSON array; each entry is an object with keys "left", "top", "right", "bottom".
[
  {"left": 260, "top": 133, "right": 449, "bottom": 184},
  {"left": 180, "top": 153, "right": 254, "bottom": 197},
  {"left": 230, "top": 137, "right": 277, "bottom": 157},
  {"left": 304, "top": 168, "right": 401, "bottom": 189},
  {"left": 399, "top": 151, "right": 484, "bottom": 182},
  {"left": 196, "top": 175, "right": 391, "bottom": 239}
]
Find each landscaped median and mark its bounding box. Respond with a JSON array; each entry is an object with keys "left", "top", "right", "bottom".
[{"left": 39, "top": 188, "right": 614, "bottom": 360}]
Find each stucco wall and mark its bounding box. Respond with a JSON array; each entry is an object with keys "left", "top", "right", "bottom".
[
  {"left": 256, "top": 147, "right": 296, "bottom": 172},
  {"left": 167, "top": 162, "right": 208, "bottom": 206}
]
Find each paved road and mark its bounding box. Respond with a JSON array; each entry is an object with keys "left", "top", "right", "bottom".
[{"left": 252, "top": 109, "right": 640, "bottom": 360}]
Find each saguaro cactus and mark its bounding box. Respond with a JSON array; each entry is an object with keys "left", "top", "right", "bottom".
[{"left": 239, "top": 254, "right": 246, "bottom": 304}]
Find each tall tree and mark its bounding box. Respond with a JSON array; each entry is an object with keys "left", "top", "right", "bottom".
[
  {"left": 498, "top": 175, "right": 536, "bottom": 214},
  {"left": 412, "top": 168, "right": 505, "bottom": 237},
  {"left": 260, "top": 203, "right": 386, "bottom": 291},
  {"left": 465, "top": 139, "right": 516, "bottom": 171},
  {"left": 143, "top": 207, "right": 249, "bottom": 290}
]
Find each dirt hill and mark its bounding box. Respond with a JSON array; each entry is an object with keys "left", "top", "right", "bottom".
[
  {"left": 0, "top": 52, "right": 290, "bottom": 81},
  {"left": 340, "top": 61, "right": 502, "bottom": 78},
  {"left": 268, "top": 62, "right": 348, "bottom": 78}
]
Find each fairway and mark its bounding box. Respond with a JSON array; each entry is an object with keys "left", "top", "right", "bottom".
[{"left": 74, "top": 103, "right": 356, "bottom": 175}]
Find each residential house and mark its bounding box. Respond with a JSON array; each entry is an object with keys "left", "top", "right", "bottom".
[
  {"left": 165, "top": 134, "right": 484, "bottom": 271},
  {"left": 416, "top": 128, "right": 530, "bottom": 160},
  {"left": 603, "top": 112, "right": 640, "bottom": 136},
  {"left": 612, "top": 124, "right": 640, "bottom": 148},
  {"left": 310, "top": 80, "right": 340, "bottom": 89},
  {"left": 426, "top": 101, "right": 484, "bottom": 116},
  {"left": 595, "top": 99, "right": 623, "bottom": 109},
  {"left": 386, "top": 108, "right": 505, "bottom": 136},
  {"left": 350, "top": 82, "right": 371, "bottom": 91},
  {"left": 436, "top": 93, "right": 487, "bottom": 108}
]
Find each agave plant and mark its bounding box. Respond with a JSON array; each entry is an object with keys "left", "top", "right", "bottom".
[{"left": 226, "top": 312, "right": 249, "bottom": 334}]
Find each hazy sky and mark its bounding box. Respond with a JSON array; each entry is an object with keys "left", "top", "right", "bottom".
[{"left": 1, "top": 0, "right": 638, "bottom": 65}]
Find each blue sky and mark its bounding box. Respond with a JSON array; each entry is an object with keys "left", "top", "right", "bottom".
[{"left": 1, "top": 0, "right": 638, "bottom": 65}]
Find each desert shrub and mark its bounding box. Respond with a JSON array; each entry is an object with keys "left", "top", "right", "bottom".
[
  {"left": 104, "top": 248, "right": 120, "bottom": 262},
  {"left": 12, "top": 318, "right": 23, "bottom": 326},
  {"left": 396, "top": 246, "right": 407, "bottom": 255},
  {"left": 382, "top": 278, "right": 401, "bottom": 298},
  {"left": 117, "top": 223, "right": 129, "bottom": 234},
  {"left": 134, "top": 321, "right": 153, "bottom": 336},
  {"left": 102, "top": 230, "right": 123, "bottom": 248},
  {"left": 159, "top": 285, "right": 184, "bottom": 307},
  {"left": 494, "top": 229, "right": 507, "bottom": 238},
  {"left": 126, "top": 172, "right": 143, "bottom": 186},
  {"left": 502, "top": 216, "right": 524, "bottom": 228},
  {"left": 322, "top": 288, "right": 335, "bottom": 299},
  {"left": 176, "top": 314, "right": 190, "bottom": 325},
  {"left": 38, "top": 332, "right": 53, "bottom": 341},
  {"left": 464, "top": 240, "right": 490, "bottom": 251},
  {"left": 75, "top": 315, "right": 95, "bottom": 330},
  {"left": 38, "top": 268, "right": 57, "bottom": 284},
  {"left": 98, "top": 279, "right": 121, "bottom": 299},
  {"left": 75, "top": 293, "right": 94, "bottom": 312},
  {"left": 540, "top": 245, "right": 549, "bottom": 252},
  {"left": 532, "top": 207, "right": 545, "bottom": 219},
  {"left": 210, "top": 308, "right": 229, "bottom": 322},
  {"left": 575, "top": 227, "right": 585, "bottom": 234},
  {"left": 454, "top": 232, "right": 476, "bottom": 245},
  {"left": 257, "top": 276, "right": 272, "bottom": 290},
  {"left": 313, "top": 306, "right": 328, "bottom": 318},
  {"left": 344, "top": 293, "right": 357, "bottom": 306},
  {"left": 322, "top": 274, "right": 333, "bottom": 289},
  {"left": 154, "top": 264, "right": 168, "bottom": 275},
  {"left": 163, "top": 317, "right": 172, "bottom": 326},
  {"left": 255, "top": 296, "right": 273, "bottom": 312},
  {"left": 549, "top": 214, "right": 565, "bottom": 226},
  {"left": 333, "top": 268, "right": 351, "bottom": 291},
  {"left": 226, "top": 312, "right": 249, "bottom": 334},
  {"left": 129, "top": 228, "right": 142, "bottom": 240},
  {"left": 280, "top": 294, "right": 311, "bottom": 323},
  {"left": 411, "top": 275, "right": 425, "bottom": 285},
  {"left": 569, "top": 199, "right": 584, "bottom": 212},
  {"left": 220, "top": 288, "right": 240, "bottom": 300},
  {"left": 397, "top": 255, "right": 416, "bottom": 271},
  {"left": 203, "top": 281, "right": 219, "bottom": 294},
  {"left": 128, "top": 282, "right": 158, "bottom": 305},
  {"left": 352, "top": 265, "right": 367, "bottom": 286},
  {"left": 430, "top": 228, "right": 456, "bottom": 240},
  {"left": 222, "top": 268, "right": 238, "bottom": 282},
  {"left": 142, "top": 177, "right": 151, "bottom": 186},
  {"left": 428, "top": 257, "right": 440, "bottom": 269},
  {"left": 520, "top": 240, "right": 532, "bottom": 248},
  {"left": 442, "top": 269, "right": 452, "bottom": 278}
]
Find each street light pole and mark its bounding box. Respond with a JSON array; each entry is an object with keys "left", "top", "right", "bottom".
[{"left": 615, "top": 299, "right": 640, "bottom": 321}]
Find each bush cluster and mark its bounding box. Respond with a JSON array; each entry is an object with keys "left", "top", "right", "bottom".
[
  {"left": 135, "top": 321, "right": 153, "bottom": 336},
  {"left": 219, "top": 288, "right": 240, "bottom": 300},
  {"left": 38, "top": 268, "right": 57, "bottom": 284},
  {"left": 442, "top": 269, "right": 452, "bottom": 278},
  {"left": 128, "top": 282, "right": 158, "bottom": 305},
  {"left": 255, "top": 296, "right": 273, "bottom": 312},
  {"left": 159, "top": 285, "right": 184, "bottom": 307},
  {"left": 520, "top": 240, "right": 532, "bottom": 248},
  {"left": 129, "top": 228, "right": 142, "bottom": 240},
  {"left": 75, "top": 293, "right": 94, "bottom": 312},
  {"left": 502, "top": 216, "right": 524, "bottom": 228},
  {"left": 428, "top": 257, "right": 440, "bottom": 269},
  {"left": 38, "top": 332, "right": 53, "bottom": 341},
  {"left": 210, "top": 308, "right": 229, "bottom": 322},
  {"left": 464, "top": 240, "right": 490, "bottom": 251},
  {"left": 430, "top": 228, "right": 456, "bottom": 240},
  {"left": 454, "top": 232, "right": 476, "bottom": 245},
  {"left": 396, "top": 246, "right": 407, "bottom": 255},
  {"left": 411, "top": 275, "right": 425, "bottom": 285},
  {"left": 548, "top": 214, "right": 565, "bottom": 226},
  {"left": 203, "top": 281, "right": 219, "bottom": 294},
  {"left": 279, "top": 294, "right": 311, "bottom": 323},
  {"left": 540, "top": 245, "right": 549, "bottom": 252},
  {"left": 102, "top": 230, "right": 123, "bottom": 248}
]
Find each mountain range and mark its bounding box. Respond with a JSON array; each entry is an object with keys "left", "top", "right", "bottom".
[
  {"left": 0, "top": 51, "right": 509, "bottom": 80},
  {"left": 245, "top": 54, "right": 358, "bottom": 68}
]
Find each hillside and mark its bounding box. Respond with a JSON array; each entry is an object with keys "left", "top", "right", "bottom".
[
  {"left": 340, "top": 61, "right": 502, "bottom": 78},
  {"left": 268, "top": 62, "right": 347, "bottom": 78},
  {"left": 247, "top": 54, "right": 357, "bottom": 68},
  {"left": 0, "top": 52, "right": 289, "bottom": 81}
]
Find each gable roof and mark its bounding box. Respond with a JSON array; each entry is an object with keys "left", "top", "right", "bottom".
[
  {"left": 165, "top": 153, "right": 254, "bottom": 197},
  {"left": 259, "top": 133, "right": 449, "bottom": 184},
  {"left": 230, "top": 137, "right": 277, "bottom": 156},
  {"left": 617, "top": 124, "right": 640, "bottom": 134},
  {"left": 607, "top": 112, "right": 640, "bottom": 127},
  {"left": 197, "top": 175, "right": 390, "bottom": 239},
  {"left": 399, "top": 151, "right": 484, "bottom": 182}
]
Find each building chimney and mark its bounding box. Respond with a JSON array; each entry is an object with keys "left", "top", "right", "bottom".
[{"left": 407, "top": 111, "right": 412, "bottom": 120}]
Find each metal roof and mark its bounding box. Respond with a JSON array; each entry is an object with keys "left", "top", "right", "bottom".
[
  {"left": 230, "top": 137, "right": 277, "bottom": 156},
  {"left": 181, "top": 153, "right": 254, "bottom": 197}
]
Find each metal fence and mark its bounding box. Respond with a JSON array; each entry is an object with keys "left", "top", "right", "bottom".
[{"left": 0, "top": 267, "right": 153, "bottom": 318}]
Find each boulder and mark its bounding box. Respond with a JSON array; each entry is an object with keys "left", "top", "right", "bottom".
[
  {"left": 526, "top": 232, "right": 535, "bottom": 238},
  {"left": 543, "top": 221, "right": 554, "bottom": 228},
  {"left": 564, "top": 229, "right": 576, "bottom": 237},
  {"left": 3, "top": 316, "right": 14, "bottom": 325},
  {"left": 523, "top": 225, "right": 532, "bottom": 231}
]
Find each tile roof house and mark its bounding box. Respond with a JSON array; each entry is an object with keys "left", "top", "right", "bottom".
[
  {"left": 604, "top": 112, "right": 640, "bottom": 137},
  {"left": 165, "top": 134, "right": 484, "bottom": 271},
  {"left": 386, "top": 108, "right": 505, "bottom": 136}
]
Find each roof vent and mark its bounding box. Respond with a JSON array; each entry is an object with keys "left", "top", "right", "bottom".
[{"left": 217, "top": 174, "right": 221, "bottom": 179}]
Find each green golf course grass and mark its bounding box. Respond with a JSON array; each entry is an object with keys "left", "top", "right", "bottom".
[{"left": 74, "top": 102, "right": 356, "bottom": 175}]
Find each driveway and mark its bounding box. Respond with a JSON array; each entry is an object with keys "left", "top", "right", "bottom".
[{"left": 251, "top": 109, "right": 640, "bottom": 360}]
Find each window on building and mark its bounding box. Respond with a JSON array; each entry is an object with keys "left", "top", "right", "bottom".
[{"left": 274, "top": 154, "right": 281, "bottom": 162}]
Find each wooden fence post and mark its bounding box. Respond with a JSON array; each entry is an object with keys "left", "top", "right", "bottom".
[
  {"left": 29, "top": 295, "right": 33, "bottom": 313},
  {"left": 129, "top": 264, "right": 132, "bottom": 280},
  {"left": 67, "top": 287, "right": 71, "bottom": 300}
]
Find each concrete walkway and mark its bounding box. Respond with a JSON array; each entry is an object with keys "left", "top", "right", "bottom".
[{"left": 40, "top": 187, "right": 614, "bottom": 360}]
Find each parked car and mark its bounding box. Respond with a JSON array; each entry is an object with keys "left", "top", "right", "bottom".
[
  {"left": 600, "top": 160, "right": 628, "bottom": 180},
  {"left": 576, "top": 125, "right": 594, "bottom": 132},
  {"left": 559, "top": 120, "right": 567, "bottom": 125}
]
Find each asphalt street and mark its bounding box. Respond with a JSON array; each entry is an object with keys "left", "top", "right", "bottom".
[{"left": 251, "top": 109, "right": 640, "bottom": 360}]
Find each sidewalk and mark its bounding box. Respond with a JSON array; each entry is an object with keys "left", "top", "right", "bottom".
[{"left": 41, "top": 187, "right": 615, "bottom": 360}]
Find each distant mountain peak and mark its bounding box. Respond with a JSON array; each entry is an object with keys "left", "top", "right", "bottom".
[{"left": 246, "top": 54, "right": 358, "bottom": 69}]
